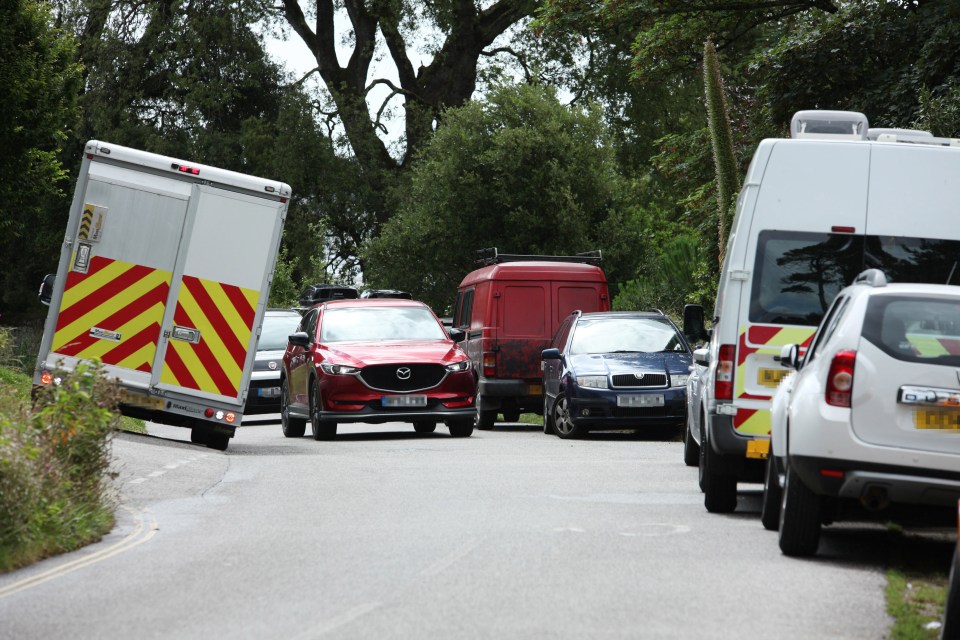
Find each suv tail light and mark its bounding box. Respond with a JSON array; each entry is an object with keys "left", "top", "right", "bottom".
[
  {"left": 715, "top": 344, "right": 735, "bottom": 400},
  {"left": 482, "top": 352, "right": 497, "bottom": 377},
  {"left": 826, "top": 350, "right": 856, "bottom": 407}
]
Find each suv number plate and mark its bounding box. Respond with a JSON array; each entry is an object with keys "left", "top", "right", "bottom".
[
  {"left": 914, "top": 408, "right": 960, "bottom": 431},
  {"left": 617, "top": 394, "right": 664, "bottom": 408},
  {"left": 382, "top": 395, "right": 427, "bottom": 408}
]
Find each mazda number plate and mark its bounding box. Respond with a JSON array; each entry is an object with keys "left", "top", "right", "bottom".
[
  {"left": 382, "top": 395, "right": 427, "bottom": 408},
  {"left": 914, "top": 408, "right": 960, "bottom": 431},
  {"left": 617, "top": 394, "right": 664, "bottom": 408}
]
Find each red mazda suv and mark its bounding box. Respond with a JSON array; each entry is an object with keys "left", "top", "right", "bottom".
[{"left": 280, "top": 299, "right": 477, "bottom": 439}]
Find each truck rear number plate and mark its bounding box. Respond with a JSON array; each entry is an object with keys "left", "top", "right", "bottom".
[
  {"left": 617, "top": 394, "right": 664, "bottom": 408},
  {"left": 382, "top": 395, "right": 427, "bottom": 408},
  {"left": 758, "top": 368, "right": 790, "bottom": 388},
  {"left": 119, "top": 390, "right": 164, "bottom": 410},
  {"left": 914, "top": 408, "right": 960, "bottom": 431}
]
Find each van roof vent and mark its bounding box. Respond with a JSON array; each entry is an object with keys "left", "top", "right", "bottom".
[
  {"left": 872, "top": 132, "right": 960, "bottom": 147},
  {"left": 477, "top": 247, "right": 603, "bottom": 266},
  {"left": 791, "top": 110, "right": 869, "bottom": 140},
  {"left": 867, "top": 128, "right": 932, "bottom": 140},
  {"left": 854, "top": 269, "right": 887, "bottom": 288}
]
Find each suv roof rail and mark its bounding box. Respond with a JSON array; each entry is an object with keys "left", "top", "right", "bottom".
[
  {"left": 854, "top": 269, "right": 888, "bottom": 287},
  {"left": 476, "top": 247, "right": 603, "bottom": 266}
]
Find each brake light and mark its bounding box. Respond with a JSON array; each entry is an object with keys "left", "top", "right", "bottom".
[
  {"left": 482, "top": 352, "right": 497, "bottom": 377},
  {"left": 171, "top": 163, "right": 200, "bottom": 175},
  {"left": 715, "top": 344, "right": 735, "bottom": 400},
  {"left": 826, "top": 350, "right": 856, "bottom": 407}
]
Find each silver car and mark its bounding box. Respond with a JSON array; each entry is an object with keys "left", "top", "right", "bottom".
[{"left": 245, "top": 309, "right": 303, "bottom": 415}]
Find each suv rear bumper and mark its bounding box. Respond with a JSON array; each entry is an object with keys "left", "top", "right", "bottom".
[{"left": 791, "top": 455, "right": 960, "bottom": 507}]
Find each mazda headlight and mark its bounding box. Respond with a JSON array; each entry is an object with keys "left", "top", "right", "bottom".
[
  {"left": 672, "top": 374, "right": 690, "bottom": 387},
  {"left": 320, "top": 363, "right": 360, "bottom": 375},
  {"left": 576, "top": 375, "right": 608, "bottom": 389},
  {"left": 446, "top": 360, "right": 472, "bottom": 372}
]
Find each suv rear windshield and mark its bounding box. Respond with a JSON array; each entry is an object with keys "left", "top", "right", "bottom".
[
  {"left": 751, "top": 231, "right": 960, "bottom": 327},
  {"left": 862, "top": 295, "right": 960, "bottom": 365}
]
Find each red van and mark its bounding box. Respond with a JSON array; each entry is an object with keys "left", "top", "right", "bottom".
[{"left": 452, "top": 249, "right": 610, "bottom": 429}]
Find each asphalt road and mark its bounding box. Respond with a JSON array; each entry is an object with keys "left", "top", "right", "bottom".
[{"left": 1, "top": 417, "right": 943, "bottom": 639}]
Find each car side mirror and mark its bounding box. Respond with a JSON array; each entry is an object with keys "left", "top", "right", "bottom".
[
  {"left": 779, "top": 343, "right": 800, "bottom": 369},
  {"left": 683, "top": 303, "right": 707, "bottom": 343},
  {"left": 288, "top": 331, "right": 312, "bottom": 348},
  {"left": 541, "top": 348, "right": 562, "bottom": 361},
  {"left": 693, "top": 347, "right": 709, "bottom": 366},
  {"left": 447, "top": 327, "right": 465, "bottom": 343},
  {"left": 38, "top": 273, "right": 55, "bottom": 306}
]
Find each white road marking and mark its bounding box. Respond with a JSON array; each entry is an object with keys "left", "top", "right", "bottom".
[
  {"left": 289, "top": 601, "right": 383, "bottom": 639},
  {"left": 420, "top": 538, "right": 482, "bottom": 577},
  {"left": 147, "top": 470, "right": 166, "bottom": 478}
]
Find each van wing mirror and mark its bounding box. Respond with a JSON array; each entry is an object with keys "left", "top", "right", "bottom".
[
  {"left": 38, "top": 273, "right": 56, "bottom": 306},
  {"left": 288, "top": 331, "right": 312, "bottom": 348},
  {"left": 693, "top": 347, "right": 709, "bottom": 366},
  {"left": 779, "top": 344, "right": 800, "bottom": 369},
  {"left": 541, "top": 348, "right": 562, "bottom": 361},
  {"left": 683, "top": 304, "right": 707, "bottom": 343}
]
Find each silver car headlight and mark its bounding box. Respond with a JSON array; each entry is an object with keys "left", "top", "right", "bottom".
[
  {"left": 576, "top": 375, "right": 608, "bottom": 389},
  {"left": 320, "top": 363, "right": 361, "bottom": 375},
  {"left": 446, "top": 360, "right": 472, "bottom": 372},
  {"left": 672, "top": 374, "right": 690, "bottom": 387}
]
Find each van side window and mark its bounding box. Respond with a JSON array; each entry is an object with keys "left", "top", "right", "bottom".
[{"left": 455, "top": 289, "right": 474, "bottom": 330}]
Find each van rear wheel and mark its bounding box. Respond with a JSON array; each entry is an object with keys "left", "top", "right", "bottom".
[
  {"left": 475, "top": 392, "right": 496, "bottom": 430},
  {"left": 701, "top": 427, "right": 737, "bottom": 512},
  {"left": 413, "top": 421, "right": 436, "bottom": 433}
]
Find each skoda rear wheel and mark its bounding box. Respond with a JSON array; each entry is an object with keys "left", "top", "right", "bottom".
[
  {"left": 310, "top": 382, "right": 337, "bottom": 441},
  {"left": 280, "top": 378, "right": 306, "bottom": 438},
  {"left": 553, "top": 394, "right": 586, "bottom": 439}
]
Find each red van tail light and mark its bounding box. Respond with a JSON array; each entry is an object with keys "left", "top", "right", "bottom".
[
  {"left": 826, "top": 350, "right": 856, "bottom": 407},
  {"left": 715, "top": 344, "right": 736, "bottom": 400},
  {"left": 482, "top": 352, "right": 497, "bottom": 377}
]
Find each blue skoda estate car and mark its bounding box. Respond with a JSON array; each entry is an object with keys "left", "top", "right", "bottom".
[{"left": 541, "top": 311, "right": 693, "bottom": 439}]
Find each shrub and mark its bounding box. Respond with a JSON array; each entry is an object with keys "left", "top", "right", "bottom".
[{"left": 0, "top": 357, "right": 120, "bottom": 572}]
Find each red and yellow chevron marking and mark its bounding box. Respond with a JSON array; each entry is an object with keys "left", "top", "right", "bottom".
[
  {"left": 159, "top": 275, "right": 259, "bottom": 398},
  {"left": 907, "top": 334, "right": 960, "bottom": 357},
  {"left": 51, "top": 255, "right": 171, "bottom": 373},
  {"left": 733, "top": 324, "right": 816, "bottom": 436}
]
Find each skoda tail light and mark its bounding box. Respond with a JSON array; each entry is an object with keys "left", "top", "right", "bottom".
[
  {"left": 826, "top": 350, "right": 856, "bottom": 407},
  {"left": 715, "top": 344, "right": 736, "bottom": 400}
]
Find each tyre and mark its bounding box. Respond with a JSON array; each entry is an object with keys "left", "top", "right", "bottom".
[
  {"left": 502, "top": 408, "right": 520, "bottom": 423},
  {"left": 206, "top": 433, "right": 230, "bottom": 451},
  {"left": 310, "top": 382, "right": 337, "bottom": 441},
  {"left": 701, "top": 425, "right": 737, "bottom": 513},
  {"left": 190, "top": 427, "right": 208, "bottom": 445},
  {"left": 413, "top": 421, "right": 436, "bottom": 433},
  {"left": 683, "top": 413, "right": 700, "bottom": 467},
  {"left": 778, "top": 464, "right": 822, "bottom": 557},
  {"left": 552, "top": 394, "right": 587, "bottom": 439},
  {"left": 448, "top": 419, "right": 474, "bottom": 438},
  {"left": 475, "top": 392, "right": 496, "bottom": 430},
  {"left": 543, "top": 396, "right": 555, "bottom": 435},
  {"left": 280, "top": 378, "right": 306, "bottom": 438},
  {"left": 760, "top": 454, "right": 782, "bottom": 531},
  {"left": 943, "top": 548, "right": 960, "bottom": 640}
]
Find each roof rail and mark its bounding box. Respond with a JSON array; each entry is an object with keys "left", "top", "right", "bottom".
[
  {"left": 872, "top": 132, "right": 960, "bottom": 147},
  {"left": 791, "top": 110, "right": 868, "bottom": 140},
  {"left": 867, "top": 128, "right": 932, "bottom": 141},
  {"left": 476, "top": 247, "right": 603, "bottom": 266},
  {"left": 854, "top": 269, "right": 887, "bottom": 288}
]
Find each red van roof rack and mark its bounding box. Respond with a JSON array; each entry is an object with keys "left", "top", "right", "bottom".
[{"left": 476, "top": 247, "right": 603, "bottom": 266}]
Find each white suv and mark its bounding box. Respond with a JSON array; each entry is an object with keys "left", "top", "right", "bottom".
[{"left": 765, "top": 269, "right": 960, "bottom": 556}]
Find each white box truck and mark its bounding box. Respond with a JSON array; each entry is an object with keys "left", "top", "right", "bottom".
[
  {"left": 690, "top": 111, "right": 960, "bottom": 511},
  {"left": 33, "top": 140, "right": 291, "bottom": 450}
]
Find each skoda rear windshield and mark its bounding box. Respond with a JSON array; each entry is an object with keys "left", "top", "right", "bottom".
[{"left": 751, "top": 230, "right": 960, "bottom": 326}]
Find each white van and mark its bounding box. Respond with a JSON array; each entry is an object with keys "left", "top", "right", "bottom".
[{"left": 691, "top": 110, "right": 960, "bottom": 512}]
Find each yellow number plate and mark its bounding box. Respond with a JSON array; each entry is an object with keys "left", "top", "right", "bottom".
[
  {"left": 119, "top": 390, "right": 164, "bottom": 410},
  {"left": 528, "top": 384, "right": 543, "bottom": 396},
  {"left": 746, "top": 439, "right": 770, "bottom": 459},
  {"left": 914, "top": 408, "right": 960, "bottom": 431},
  {"left": 758, "top": 368, "right": 790, "bottom": 388}
]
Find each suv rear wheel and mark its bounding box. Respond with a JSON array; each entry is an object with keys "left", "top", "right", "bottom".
[
  {"left": 761, "top": 454, "right": 782, "bottom": 531},
  {"left": 778, "top": 464, "right": 822, "bottom": 557}
]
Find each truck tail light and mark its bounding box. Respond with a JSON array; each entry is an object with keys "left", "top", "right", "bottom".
[
  {"left": 715, "top": 344, "right": 735, "bottom": 400},
  {"left": 482, "top": 352, "right": 497, "bottom": 377},
  {"left": 826, "top": 350, "right": 856, "bottom": 407}
]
